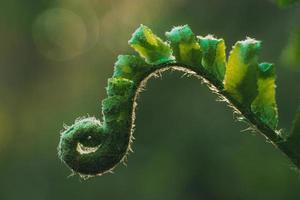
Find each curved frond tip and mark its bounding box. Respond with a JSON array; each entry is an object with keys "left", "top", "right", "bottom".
[{"left": 58, "top": 24, "right": 299, "bottom": 177}]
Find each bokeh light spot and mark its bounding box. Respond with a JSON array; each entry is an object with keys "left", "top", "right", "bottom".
[{"left": 33, "top": 8, "right": 88, "bottom": 61}]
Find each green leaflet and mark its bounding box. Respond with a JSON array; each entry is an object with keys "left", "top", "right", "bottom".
[
  {"left": 224, "top": 38, "right": 261, "bottom": 107},
  {"left": 251, "top": 63, "right": 278, "bottom": 129},
  {"left": 165, "top": 26, "right": 226, "bottom": 82},
  {"left": 113, "top": 55, "right": 151, "bottom": 82},
  {"left": 223, "top": 41, "right": 278, "bottom": 129},
  {"left": 58, "top": 25, "right": 291, "bottom": 177},
  {"left": 199, "top": 35, "right": 226, "bottom": 81},
  {"left": 128, "top": 24, "right": 174, "bottom": 65},
  {"left": 165, "top": 25, "right": 202, "bottom": 67}
]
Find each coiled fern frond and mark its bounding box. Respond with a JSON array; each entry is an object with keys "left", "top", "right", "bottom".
[{"left": 58, "top": 25, "right": 300, "bottom": 178}]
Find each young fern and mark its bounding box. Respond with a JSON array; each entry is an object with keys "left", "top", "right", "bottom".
[{"left": 58, "top": 25, "right": 300, "bottom": 177}]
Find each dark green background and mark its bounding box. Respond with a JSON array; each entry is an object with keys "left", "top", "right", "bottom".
[{"left": 1, "top": 0, "right": 300, "bottom": 199}]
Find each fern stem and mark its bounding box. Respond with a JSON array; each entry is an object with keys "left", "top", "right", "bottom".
[
  {"left": 58, "top": 24, "right": 296, "bottom": 177},
  {"left": 58, "top": 62, "right": 284, "bottom": 177}
]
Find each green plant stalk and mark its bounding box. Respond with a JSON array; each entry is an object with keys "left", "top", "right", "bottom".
[{"left": 58, "top": 24, "right": 299, "bottom": 177}]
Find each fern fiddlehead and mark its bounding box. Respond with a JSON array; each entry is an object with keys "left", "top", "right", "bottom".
[{"left": 58, "top": 24, "right": 300, "bottom": 177}]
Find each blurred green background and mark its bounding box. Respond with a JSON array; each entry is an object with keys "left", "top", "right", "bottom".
[{"left": 1, "top": 0, "right": 300, "bottom": 199}]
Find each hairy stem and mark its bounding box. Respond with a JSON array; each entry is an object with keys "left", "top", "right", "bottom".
[
  {"left": 58, "top": 62, "right": 287, "bottom": 177},
  {"left": 58, "top": 24, "right": 299, "bottom": 177}
]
